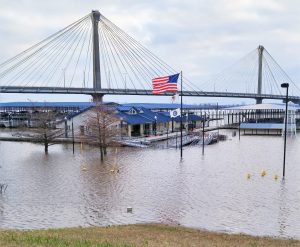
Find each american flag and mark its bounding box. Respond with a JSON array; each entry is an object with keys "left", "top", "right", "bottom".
[{"left": 152, "top": 73, "right": 179, "bottom": 94}]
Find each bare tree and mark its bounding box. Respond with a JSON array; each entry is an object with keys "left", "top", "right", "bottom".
[
  {"left": 31, "top": 111, "right": 65, "bottom": 153},
  {"left": 84, "top": 103, "right": 119, "bottom": 161}
]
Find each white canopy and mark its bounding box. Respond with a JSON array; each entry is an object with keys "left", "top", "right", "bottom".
[{"left": 226, "top": 102, "right": 299, "bottom": 110}]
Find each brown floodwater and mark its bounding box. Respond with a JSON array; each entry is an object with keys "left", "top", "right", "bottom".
[{"left": 0, "top": 130, "right": 299, "bottom": 239}]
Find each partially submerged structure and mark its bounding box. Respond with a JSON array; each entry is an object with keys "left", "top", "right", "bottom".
[
  {"left": 230, "top": 103, "right": 299, "bottom": 136},
  {"left": 61, "top": 104, "right": 203, "bottom": 138}
]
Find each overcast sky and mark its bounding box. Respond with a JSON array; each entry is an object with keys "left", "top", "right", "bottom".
[{"left": 1, "top": 0, "right": 300, "bottom": 104}]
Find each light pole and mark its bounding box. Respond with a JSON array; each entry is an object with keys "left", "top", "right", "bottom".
[
  {"left": 202, "top": 114, "right": 205, "bottom": 155},
  {"left": 72, "top": 118, "right": 75, "bottom": 154},
  {"left": 238, "top": 112, "right": 241, "bottom": 140},
  {"left": 281, "top": 82, "right": 289, "bottom": 179},
  {"left": 154, "top": 116, "right": 157, "bottom": 136}
]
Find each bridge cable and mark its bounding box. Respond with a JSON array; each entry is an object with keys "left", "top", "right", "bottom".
[
  {"left": 101, "top": 20, "right": 153, "bottom": 90},
  {"left": 101, "top": 15, "right": 204, "bottom": 94},
  {"left": 99, "top": 21, "right": 122, "bottom": 90},
  {"left": 101, "top": 23, "right": 140, "bottom": 92},
  {"left": 0, "top": 14, "right": 90, "bottom": 68},
  {"left": 0, "top": 15, "right": 90, "bottom": 82},
  {"left": 102, "top": 20, "right": 156, "bottom": 89},
  {"left": 34, "top": 18, "right": 90, "bottom": 88}
]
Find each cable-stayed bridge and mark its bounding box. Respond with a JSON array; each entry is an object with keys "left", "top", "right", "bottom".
[{"left": 0, "top": 10, "right": 300, "bottom": 103}]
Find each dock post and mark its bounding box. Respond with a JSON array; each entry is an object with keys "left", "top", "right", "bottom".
[
  {"left": 202, "top": 117, "right": 205, "bottom": 155},
  {"left": 64, "top": 117, "right": 68, "bottom": 138},
  {"left": 238, "top": 112, "right": 241, "bottom": 140},
  {"left": 72, "top": 119, "right": 75, "bottom": 154},
  {"left": 167, "top": 122, "right": 169, "bottom": 147}
]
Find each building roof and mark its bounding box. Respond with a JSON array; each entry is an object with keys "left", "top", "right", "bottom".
[
  {"left": 240, "top": 123, "right": 284, "bottom": 130},
  {"left": 160, "top": 111, "right": 203, "bottom": 122},
  {"left": 0, "top": 102, "right": 119, "bottom": 110},
  {"left": 0, "top": 101, "right": 236, "bottom": 111},
  {"left": 0, "top": 102, "right": 93, "bottom": 109},
  {"left": 226, "top": 102, "right": 299, "bottom": 110},
  {"left": 117, "top": 107, "right": 170, "bottom": 125},
  {"left": 118, "top": 103, "right": 221, "bottom": 110},
  {"left": 66, "top": 104, "right": 204, "bottom": 125},
  {"left": 118, "top": 111, "right": 152, "bottom": 125}
]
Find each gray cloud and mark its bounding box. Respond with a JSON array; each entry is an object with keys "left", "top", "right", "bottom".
[{"left": 0, "top": 0, "right": 300, "bottom": 103}]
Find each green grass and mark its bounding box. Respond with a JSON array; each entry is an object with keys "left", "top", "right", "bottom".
[
  {"left": 0, "top": 224, "right": 299, "bottom": 247},
  {"left": 0, "top": 230, "right": 133, "bottom": 247}
]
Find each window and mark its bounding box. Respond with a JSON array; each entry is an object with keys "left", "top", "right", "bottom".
[
  {"left": 80, "top": 125, "right": 85, "bottom": 135},
  {"left": 128, "top": 108, "right": 137, "bottom": 115}
]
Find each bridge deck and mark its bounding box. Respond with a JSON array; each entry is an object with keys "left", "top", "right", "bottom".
[{"left": 0, "top": 86, "right": 299, "bottom": 101}]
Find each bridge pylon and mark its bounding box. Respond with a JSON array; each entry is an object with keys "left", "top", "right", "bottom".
[
  {"left": 256, "top": 45, "right": 264, "bottom": 104},
  {"left": 91, "top": 10, "right": 103, "bottom": 102}
]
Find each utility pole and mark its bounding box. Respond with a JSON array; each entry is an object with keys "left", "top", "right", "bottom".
[
  {"left": 238, "top": 112, "right": 241, "bottom": 140},
  {"left": 202, "top": 115, "right": 205, "bottom": 155},
  {"left": 180, "top": 71, "right": 183, "bottom": 159},
  {"left": 72, "top": 118, "right": 75, "bottom": 154},
  {"left": 256, "top": 45, "right": 264, "bottom": 104},
  {"left": 91, "top": 10, "right": 102, "bottom": 102},
  {"left": 281, "top": 83, "right": 289, "bottom": 179}
]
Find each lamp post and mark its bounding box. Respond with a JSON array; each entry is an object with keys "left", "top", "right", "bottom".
[
  {"left": 238, "top": 112, "right": 241, "bottom": 140},
  {"left": 281, "top": 82, "right": 289, "bottom": 179},
  {"left": 72, "top": 117, "right": 75, "bottom": 154},
  {"left": 202, "top": 113, "right": 205, "bottom": 155},
  {"left": 154, "top": 115, "right": 157, "bottom": 136}
]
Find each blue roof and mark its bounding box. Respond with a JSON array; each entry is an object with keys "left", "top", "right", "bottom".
[
  {"left": 240, "top": 123, "right": 284, "bottom": 130},
  {"left": 173, "top": 114, "right": 203, "bottom": 122},
  {"left": 66, "top": 106, "right": 94, "bottom": 120},
  {"left": 160, "top": 111, "right": 203, "bottom": 122},
  {"left": 117, "top": 107, "right": 171, "bottom": 125},
  {"left": 118, "top": 111, "right": 152, "bottom": 125},
  {"left": 0, "top": 101, "right": 231, "bottom": 111},
  {"left": 0, "top": 102, "right": 119, "bottom": 110},
  {"left": 117, "top": 105, "right": 136, "bottom": 111},
  {"left": 139, "top": 108, "right": 170, "bottom": 123},
  {"left": 119, "top": 103, "right": 216, "bottom": 110},
  {"left": 0, "top": 102, "right": 94, "bottom": 109}
]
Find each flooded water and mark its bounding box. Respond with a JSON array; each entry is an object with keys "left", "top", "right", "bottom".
[{"left": 0, "top": 130, "right": 300, "bottom": 239}]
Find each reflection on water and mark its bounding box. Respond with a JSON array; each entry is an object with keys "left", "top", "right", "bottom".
[{"left": 0, "top": 130, "right": 300, "bottom": 239}]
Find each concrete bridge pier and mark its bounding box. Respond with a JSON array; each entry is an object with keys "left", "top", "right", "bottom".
[
  {"left": 256, "top": 97, "right": 263, "bottom": 104},
  {"left": 91, "top": 93, "right": 104, "bottom": 102}
]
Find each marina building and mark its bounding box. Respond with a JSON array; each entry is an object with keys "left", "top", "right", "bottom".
[{"left": 0, "top": 101, "right": 206, "bottom": 137}]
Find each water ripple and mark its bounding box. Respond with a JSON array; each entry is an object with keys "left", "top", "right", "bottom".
[{"left": 0, "top": 132, "right": 299, "bottom": 239}]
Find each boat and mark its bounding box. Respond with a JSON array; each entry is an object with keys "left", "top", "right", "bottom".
[
  {"left": 116, "top": 139, "right": 149, "bottom": 148},
  {"left": 169, "top": 135, "right": 201, "bottom": 148},
  {"left": 199, "top": 133, "right": 219, "bottom": 145}
]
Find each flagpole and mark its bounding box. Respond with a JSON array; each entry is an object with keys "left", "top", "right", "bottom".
[{"left": 180, "top": 71, "right": 183, "bottom": 159}]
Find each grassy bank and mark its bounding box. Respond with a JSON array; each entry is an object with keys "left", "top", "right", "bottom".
[{"left": 0, "top": 224, "right": 299, "bottom": 247}]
